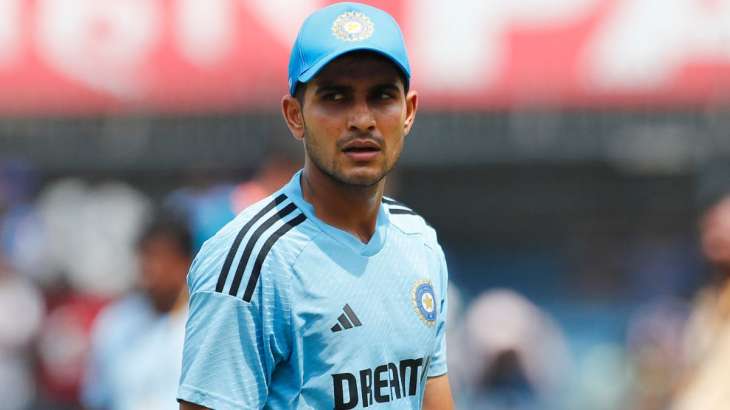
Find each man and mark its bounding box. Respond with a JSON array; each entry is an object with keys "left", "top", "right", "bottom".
[
  {"left": 178, "top": 3, "right": 453, "bottom": 409},
  {"left": 83, "top": 217, "right": 193, "bottom": 410}
]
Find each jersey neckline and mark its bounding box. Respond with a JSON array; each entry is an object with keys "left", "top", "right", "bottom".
[{"left": 281, "top": 170, "right": 389, "bottom": 257}]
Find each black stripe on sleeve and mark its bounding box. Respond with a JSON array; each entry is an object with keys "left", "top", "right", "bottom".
[
  {"left": 389, "top": 208, "right": 419, "bottom": 216},
  {"left": 228, "top": 203, "right": 298, "bottom": 297},
  {"left": 383, "top": 197, "right": 418, "bottom": 215},
  {"left": 215, "top": 194, "right": 287, "bottom": 293},
  {"left": 242, "top": 212, "right": 307, "bottom": 302},
  {"left": 382, "top": 197, "right": 411, "bottom": 209},
  {"left": 382, "top": 197, "right": 400, "bottom": 205}
]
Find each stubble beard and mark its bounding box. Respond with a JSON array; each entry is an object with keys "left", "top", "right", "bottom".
[{"left": 302, "top": 127, "right": 399, "bottom": 189}]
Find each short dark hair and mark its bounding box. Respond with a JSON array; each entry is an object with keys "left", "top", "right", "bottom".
[
  {"left": 293, "top": 81, "right": 307, "bottom": 106},
  {"left": 137, "top": 215, "right": 193, "bottom": 259}
]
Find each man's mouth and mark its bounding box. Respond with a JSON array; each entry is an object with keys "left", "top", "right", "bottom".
[
  {"left": 341, "top": 140, "right": 382, "bottom": 161},
  {"left": 343, "top": 146, "right": 380, "bottom": 153},
  {"left": 342, "top": 139, "right": 381, "bottom": 153}
]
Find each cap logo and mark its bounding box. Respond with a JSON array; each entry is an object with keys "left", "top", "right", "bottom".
[{"left": 332, "top": 11, "right": 374, "bottom": 42}]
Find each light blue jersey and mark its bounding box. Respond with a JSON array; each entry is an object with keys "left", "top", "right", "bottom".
[{"left": 178, "top": 171, "right": 448, "bottom": 409}]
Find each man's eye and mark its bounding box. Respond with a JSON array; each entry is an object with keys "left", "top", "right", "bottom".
[{"left": 324, "top": 93, "right": 344, "bottom": 101}]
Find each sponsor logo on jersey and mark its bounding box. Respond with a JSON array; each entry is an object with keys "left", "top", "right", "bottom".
[
  {"left": 332, "top": 357, "right": 428, "bottom": 409},
  {"left": 411, "top": 280, "right": 436, "bottom": 326},
  {"left": 332, "top": 11, "right": 374, "bottom": 42}
]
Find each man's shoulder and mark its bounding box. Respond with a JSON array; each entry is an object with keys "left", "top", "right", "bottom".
[
  {"left": 383, "top": 196, "right": 439, "bottom": 247},
  {"left": 189, "top": 191, "right": 316, "bottom": 296}
]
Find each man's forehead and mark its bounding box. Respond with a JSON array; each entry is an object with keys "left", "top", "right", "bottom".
[{"left": 309, "top": 52, "right": 403, "bottom": 87}]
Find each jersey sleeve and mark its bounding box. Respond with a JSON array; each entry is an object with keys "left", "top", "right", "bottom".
[
  {"left": 428, "top": 245, "right": 449, "bottom": 377},
  {"left": 177, "top": 235, "right": 292, "bottom": 410}
]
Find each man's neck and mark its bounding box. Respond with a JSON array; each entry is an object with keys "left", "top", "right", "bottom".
[{"left": 301, "top": 164, "right": 384, "bottom": 244}]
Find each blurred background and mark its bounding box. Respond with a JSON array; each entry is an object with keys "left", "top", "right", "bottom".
[{"left": 1, "top": 1, "right": 729, "bottom": 409}]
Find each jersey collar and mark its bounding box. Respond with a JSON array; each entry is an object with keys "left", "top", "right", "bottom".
[{"left": 282, "top": 170, "right": 389, "bottom": 257}]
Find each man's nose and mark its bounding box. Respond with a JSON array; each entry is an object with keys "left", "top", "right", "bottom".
[{"left": 347, "top": 99, "right": 376, "bottom": 132}]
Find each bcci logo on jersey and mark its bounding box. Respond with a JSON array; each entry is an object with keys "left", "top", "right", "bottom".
[{"left": 412, "top": 280, "right": 436, "bottom": 326}]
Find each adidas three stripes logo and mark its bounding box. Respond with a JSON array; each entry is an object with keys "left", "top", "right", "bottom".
[
  {"left": 215, "top": 193, "right": 306, "bottom": 303},
  {"left": 331, "top": 304, "right": 362, "bottom": 332}
]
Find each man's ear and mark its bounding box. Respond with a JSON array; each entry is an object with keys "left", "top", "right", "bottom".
[
  {"left": 281, "top": 95, "right": 305, "bottom": 140},
  {"left": 403, "top": 90, "right": 418, "bottom": 136}
]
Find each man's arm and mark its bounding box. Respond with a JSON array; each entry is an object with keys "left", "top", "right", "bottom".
[
  {"left": 422, "top": 374, "right": 454, "bottom": 410},
  {"left": 179, "top": 400, "right": 208, "bottom": 410}
]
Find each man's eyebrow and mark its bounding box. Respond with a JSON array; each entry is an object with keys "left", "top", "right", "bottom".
[
  {"left": 371, "top": 83, "right": 401, "bottom": 93},
  {"left": 314, "top": 84, "right": 352, "bottom": 94}
]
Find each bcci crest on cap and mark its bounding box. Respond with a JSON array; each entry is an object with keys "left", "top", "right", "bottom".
[
  {"left": 288, "top": 3, "right": 410, "bottom": 96},
  {"left": 412, "top": 280, "right": 437, "bottom": 326},
  {"left": 332, "top": 11, "right": 374, "bottom": 42}
]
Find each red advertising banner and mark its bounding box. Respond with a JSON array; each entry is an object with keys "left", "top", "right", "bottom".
[{"left": 1, "top": 0, "right": 729, "bottom": 114}]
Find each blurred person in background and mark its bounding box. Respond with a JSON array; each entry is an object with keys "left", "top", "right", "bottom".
[
  {"left": 458, "top": 289, "right": 572, "bottom": 410},
  {"left": 0, "top": 258, "right": 45, "bottom": 410},
  {"left": 82, "top": 215, "right": 192, "bottom": 410},
  {"left": 671, "top": 189, "right": 730, "bottom": 410},
  {"left": 625, "top": 298, "right": 689, "bottom": 410},
  {"left": 0, "top": 161, "right": 45, "bottom": 409},
  {"left": 0, "top": 160, "right": 44, "bottom": 278},
  {"left": 32, "top": 180, "right": 150, "bottom": 409},
  {"left": 229, "top": 150, "right": 302, "bottom": 216},
  {"left": 166, "top": 148, "right": 300, "bottom": 252}
]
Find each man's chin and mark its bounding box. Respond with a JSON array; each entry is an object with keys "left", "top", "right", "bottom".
[{"left": 337, "top": 169, "right": 385, "bottom": 187}]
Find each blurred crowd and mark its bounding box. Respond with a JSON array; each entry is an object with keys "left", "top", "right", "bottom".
[
  {"left": 0, "top": 153, "right": 299, "bottom": 410},
  {"left": 2, "top": 154, "right": 730, "bottom": 410}
]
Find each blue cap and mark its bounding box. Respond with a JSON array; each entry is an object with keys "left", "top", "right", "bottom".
[{"left": 288, "top": 2, "right": 411, "bottom": 96}]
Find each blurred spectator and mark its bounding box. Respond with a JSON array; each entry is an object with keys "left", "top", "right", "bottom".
[
  {"left": 458, "top": 289, "right": 572, "bottom": 410},
  {"left": 625, "top": 298, "right": 689, "bottom": 410},
  {"left": 671, "top": 194, "right": 730, "bottom": 410},
  {"left": 0, "top": 261, "right": 44, "bottom": 410},
  {"left": 0, "top": 160, "right": 38, "bottom": 211},
  {"left": 35, "top": 291, "right": 106, "bottom": 409},
  {"left": 167, "top": 149, "right": 300, "bottom": 251},
  {"left": 0, "top": 160, "right": 43, "bottom": 409},
  {"left": 229, "top": 151, "right": 302, "bottom": 214},
  {"left": 35, "top": 180, "right": 150, "bottom": 295},
  {"left": 0, "top": 160, "right": 45, "bottom": 277},
  {"left": 25, "top": 179, "right": 151, "bottom": 408},
  {"left": 81, "top": 216, "right": 192, "bottom": 410}
]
